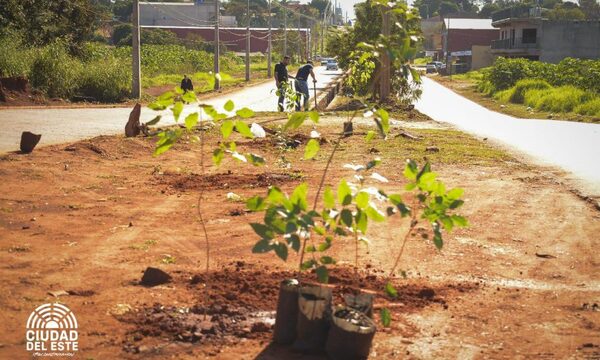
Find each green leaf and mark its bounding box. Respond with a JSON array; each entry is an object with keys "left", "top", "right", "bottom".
[
  {"left": 375, "top": 108, "right": 390, "bottom": 135},
  {"left": 250, "top": 223, "right": 273, "bottom": 240},
  {"left": 146, "top": 115, "right": 161, "bottom": 126},
  {"left": 309, "top": 111, "right": 320, "bottom": 123},
  {"left": 355, "top": 191, "right": 370, "bottom": 209},
  {"left": 182, "top": 91, "right": 196, "bottom": 104},
  {"left": 355, "top": 210, "right": 368, "bottom": 233},
  {"left": 417, "top": 162, "right": 431, "bottom": 181},
  {"left": 224, "top": 100, "right": 235, "bottom": 112},
  {"left": 433, "top": 222, "right": 443, "bottom": 250},
  {"left": 284, "top": 112, "right": 308, "bottom": 130},
  {"left": 212, "top": 148, "right": 224, "bottom": 165},
  {"left": 380, "top": 308, "right": 392, "bottom": 327},
  {"left": 220, "top": 120, "right": 234, "bottom": 139},
  {"left": 323, "top": 186, "right": 335, "bottom": 209},
  {"left": 451, "top": 215, "right": 469, "bottom": 227},
  {"left": 340, "top": 209, "right": 353, "bottom": 227},
  {"left": 403, "top": 159, "right": 418, "bottom": 180},
  {"left": 246, "top": 153, "right": 265, "bottom": 166},
  {"left": 337, "top": 180, "right": 352, "bottom": 206},
  {"left": 274, "top": 243, "right": 288, "bottom": 261},
  {"left": 290, "top": 183, "right": 308, "bottom": 211},
  {"left": 287, "top": 234, "right": 300, "bottom": 252},
  {"left": 447, "top": 188, "right": 464, "bottom": 200},
  {"left": 174, "top": 86, "right": 184, "bottom": 95},
  {"left": 246, "top": 196, "right": 266, "bottom": 211},
  {"left": 365, "top": 205, "right": 386, "bottom": 222},
  {"left": 252, "top": 239, "right": 272, "bottom": 253},
  {"left": 320, "top": 256, "right": 335, "bottom": 265},
  {"left": 316, "top": 265, "right": 329, "bottom": 283},
  {"left": 184, "top": 112, "right": 198, "bottom": 130},
  {"left": 366, "top": 158, "right": 381, "bottom": 170},
  {"left": 172, "top": 101, "right": 184, "bottom": 122},
  {"left": 449, "top": 199, "right": 464, "bottom": 209},
  {"left": 236, "top": 107, "right": 255, "bottom": 118},
  {"left": 305, "top": 245, "right": 316, "bottom": 253},
  {"left": 157, "top": 91, "right": 175, "bottom": 101},
  {"left": 365, "top": 130, "right": 376, "bottom": 142},
  {"left": 301, "top": 259, "right": 317, "bottom": 270},
  {"left": 317, "top": 237, "right": 332, "bottom": 252},
  {"left": 385, "top": 282, "right": 398, "bottom": 299},
  {"left": 235, "top": 120, "right": 254, "bottom": 138},
  {"left": 304, "top": 139, "right": 320, "bottom": 160}
]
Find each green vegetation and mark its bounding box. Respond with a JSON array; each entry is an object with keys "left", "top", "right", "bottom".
[
  {"left": 0, "top": 35, "right": 269, "bottom": 103},
  {"left": 461, "top": 58, "right": 600, "bottom": 120}
]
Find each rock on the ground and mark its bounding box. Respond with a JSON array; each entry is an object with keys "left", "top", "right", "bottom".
[{"left": 140, "top": 267, "right": 172, "bottom": 286}]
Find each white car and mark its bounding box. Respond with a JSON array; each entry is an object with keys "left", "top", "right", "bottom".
[{"left": 326, "top": 60, "right": 338, "bottom": 70}]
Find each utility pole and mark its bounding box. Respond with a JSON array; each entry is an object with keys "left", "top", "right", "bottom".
[
  {"left": 445, "top": 17, "right": 451, "bottom": 76},
  {"left": 245, "top": 0, "right": 250, "bottom": 81},
  {"left": 380, "top": 8, "right": 391, "bottom": 100},
  {"left": 214, "top": 0, "right": 221, "bottom": 90},
  {"left": 132, "top": 0, "right": 141, "bottom": 99},
  {"left": 283, "top": 2, "right": 287, "bottom": 56},
  {"left": 267, "top": 0, "right": 272, "bottom": 77}
]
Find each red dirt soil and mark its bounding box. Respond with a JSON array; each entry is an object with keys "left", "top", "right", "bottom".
[{"left": 0, "top": 125, "right": 598, "bottom": 359}]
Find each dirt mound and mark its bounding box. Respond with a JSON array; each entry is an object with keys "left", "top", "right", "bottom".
[
  {"left": 119, "top": 262, "right": 477, "bottom": 353},
  {"left": 155, "top": 171, "right": 302, "bottom": 192},
  {"left": 0, "top": 77, "right": 28, "bottom": 92}
]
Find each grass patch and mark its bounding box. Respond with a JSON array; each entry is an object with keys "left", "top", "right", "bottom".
[
  {"left": 574, "top": 98, "right": 600, "bottom": 117},
  {"left": 508, "top": 79, "right": 552, "bottom": 104},
  {"left": 524, "top": 85, "right": 595, "bottom": 113},
  {"left": 354, "top": 126, "right": 515, "bottom": 166}
]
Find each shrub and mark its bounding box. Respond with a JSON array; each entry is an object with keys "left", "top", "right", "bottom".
[
  {"left": 30, "top": 41, "right": 81, "bottom": 98},
  {"left": 493, "top": 89, "right": 512, "bottom": 103},
  {"left": 574, "top": 98, "right": 600, "bottom": 117},
  {"left": 0, "top": 35, "right": 36, "bottom": 77},
  {"left": 526, "top": 86, "right": 595, "bottom": 113},
  {"left": 76, "top": 58, "right": 130, "bottom": 102},
  {"left": 508, "top": 79, "right": 552, "bottom": 104},
  {"left": 477, "top": 80, "right": 495, "bottom": 96}
]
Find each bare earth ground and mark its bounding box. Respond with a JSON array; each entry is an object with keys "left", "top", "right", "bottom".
[{"left": 0, "top": 115, "right": 599, "bottom": 359}]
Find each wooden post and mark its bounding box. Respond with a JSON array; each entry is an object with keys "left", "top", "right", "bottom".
[
  {"left": 380, "top": 9, "right": 391, "bottom": 101},
  {"left": 131, "top": 0, "right": 141, "bottom": 99}
]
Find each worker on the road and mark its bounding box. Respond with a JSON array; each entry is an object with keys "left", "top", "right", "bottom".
[
  {"left": 180, "top": 75, "right": 193, "bottom": 93},
  {"left": 274, "top": 56, "right": 293, "bottom": 112},
  {"left": 294, "top": 60, "right": 317, "bottom": 111}
]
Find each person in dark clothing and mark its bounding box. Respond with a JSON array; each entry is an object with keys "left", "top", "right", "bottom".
[
  {"left": 294, "top": 60, "right": 317, "bottom": 111},
  {"left": 274, "top": 56, "right": 294, "bottom": 112},
  {"left": 181, "top": 75, "right": 193, "bottom": 93}
]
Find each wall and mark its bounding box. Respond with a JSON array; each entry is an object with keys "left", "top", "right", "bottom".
[
  {"left": 471, "top": 45, "right": 494, "bottom": 70},
  {"left": 540, "top": 20, "right": 600, "bottom": 63},
  {"left": 446, "top": 29, "right": 499, "bottom": 52}
]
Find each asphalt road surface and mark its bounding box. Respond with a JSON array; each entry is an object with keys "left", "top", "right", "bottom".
[
  {"left": 415, "top": 77, "right": 600, "bottom": 196},
  {"left": 0, "top": 66, "right": 342, "bottom": 153}
]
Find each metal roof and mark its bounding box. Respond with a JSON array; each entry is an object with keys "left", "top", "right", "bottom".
[{"left": 444, "top": 18, "right": 495, "bottom": 30}]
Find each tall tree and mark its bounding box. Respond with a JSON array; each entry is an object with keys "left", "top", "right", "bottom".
[{"left": 0, "top": 0, "right": 100, "bottom": 49}]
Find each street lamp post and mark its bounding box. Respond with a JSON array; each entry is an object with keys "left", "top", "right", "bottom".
[
  {"left": 246, "top": 0, "right": 250, "bottom": 81},
  {"left": 214, "top": 0, "right": 221, "bottom": 90},
  {"left": 267, "top": 0, "right": 272, "bottom": 77}
]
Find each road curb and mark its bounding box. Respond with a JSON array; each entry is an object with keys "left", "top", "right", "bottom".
[{"left": 312, "top": 71, "right": 348, "bottom": 111}]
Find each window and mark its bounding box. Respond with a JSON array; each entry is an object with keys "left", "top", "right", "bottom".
[{"left": 522, "top": 28, "right": 537, "bottom": 44}]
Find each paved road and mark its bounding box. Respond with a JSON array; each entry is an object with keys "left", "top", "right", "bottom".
[
  {"left": 0, "top": 66, "right": 342, "bottom": 152},
  {"left": 415, "top": 77, "right": 600, "bottom": 195}
]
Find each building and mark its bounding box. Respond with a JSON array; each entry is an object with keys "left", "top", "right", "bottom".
[
  {"left": 421, "top": 15, "right": 443, "bottom": 59},
  {"left": 140, "top": 1, "right": 237, "bottom": 28},
  {"left": 442, "top": 18, "right": 499, "bottom": 72},
  {"left": 490, "top": 6, "right": 600, "bottom": 62}
]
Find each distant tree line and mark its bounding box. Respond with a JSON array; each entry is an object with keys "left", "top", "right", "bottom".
[{"left": 413, "top": 0, "right": 600, "bottom": 20}]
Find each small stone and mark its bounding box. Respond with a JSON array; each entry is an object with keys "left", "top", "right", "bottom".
[
  {"left": 30, "top": 217, "right": 36, "bottom": 222},
  {"left": 251, "top": 322, "right": 271, "bottom": 333},
  {"left": 64, "top": 164, "right": 69, "bottom": 171},
  {"left": 128, "top": 221, "right": 134, "bottom": 227},
  {"left": 48, "top": 290, "right": 69, "bottom": 297},
  {"left": 22, "top": 225, "right": 30, "bottom": 230},
  {"left": 425, "top": 146, "right": 440, "bottom": 153},
  {"left": 140, "top": 267, "right": 172, "bottom": 287}
]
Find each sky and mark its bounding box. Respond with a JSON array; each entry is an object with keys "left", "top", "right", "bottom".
[{"left": 298, "top": 0, "right": 414, "bottom": 21}]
